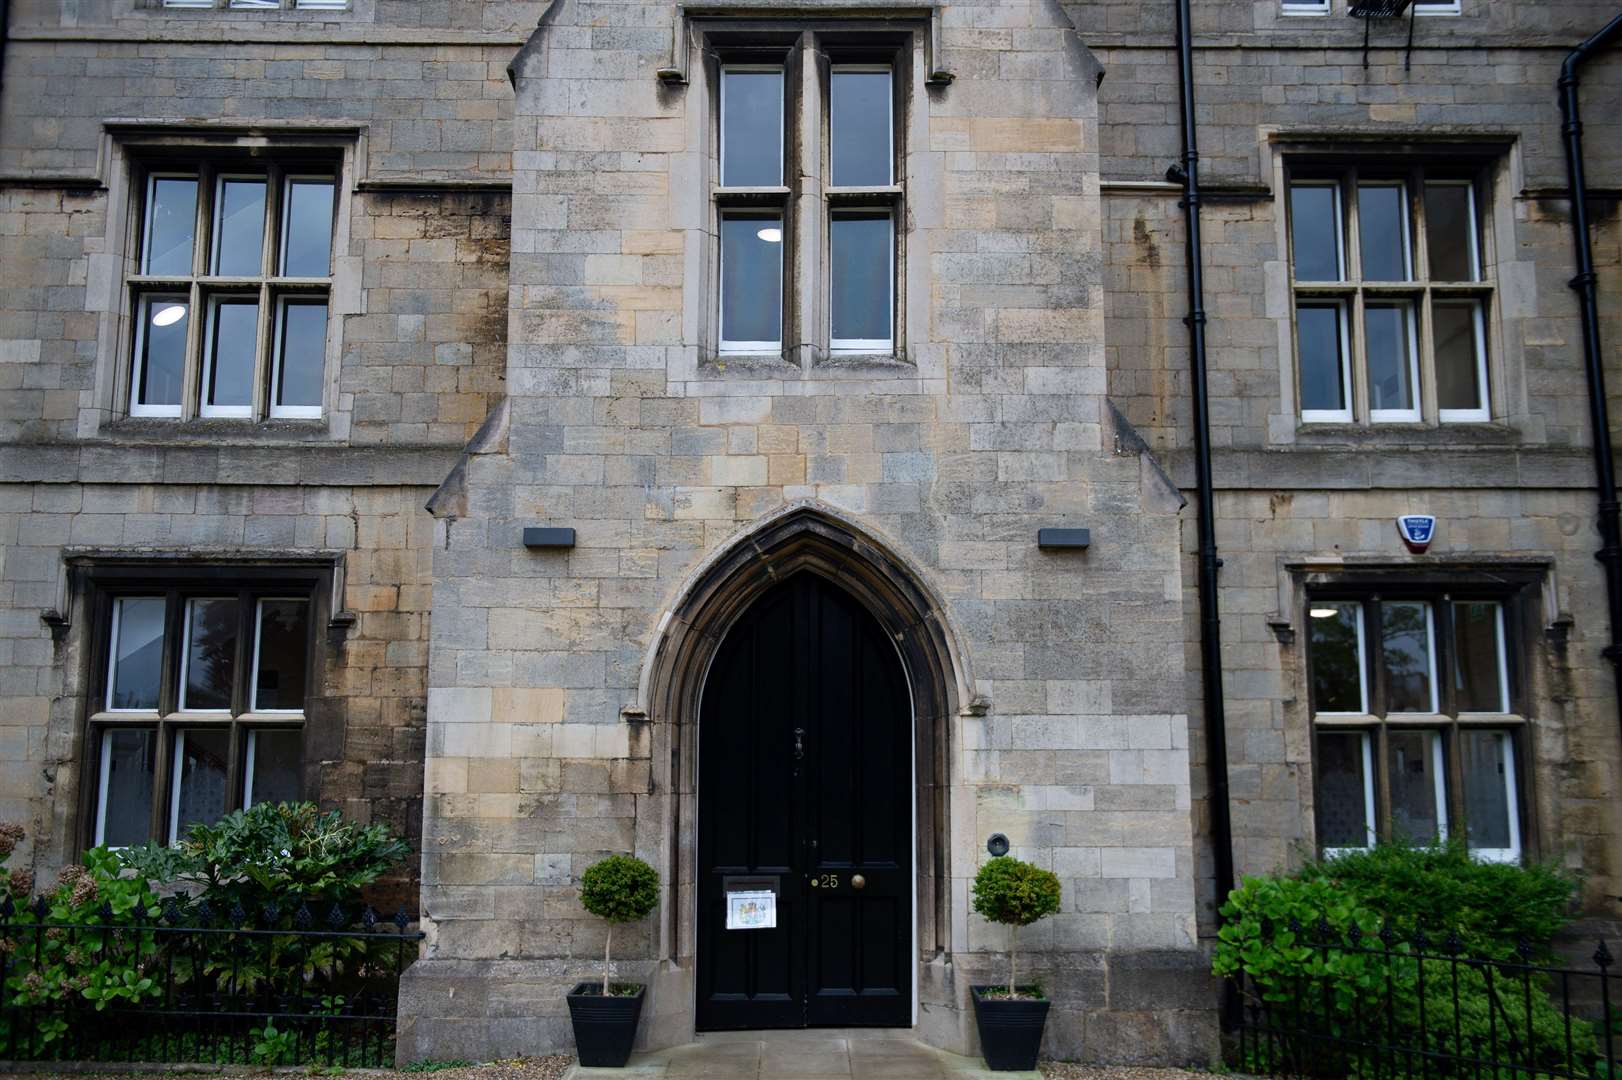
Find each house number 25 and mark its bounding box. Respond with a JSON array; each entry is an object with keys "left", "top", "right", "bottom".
[{"left": 811, "top": 874, "right": 839, "bottom": 889}]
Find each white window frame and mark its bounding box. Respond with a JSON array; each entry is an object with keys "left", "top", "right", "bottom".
[
  {"left": 1310, "top": 600, "right": 1368, "bottom": 715},
  {"left": 278, "top": 174, "right": 338, "bottom": 279},
  {"left": 1280, "top": 0, "right": 1331, "bottom": 13},
  {"left": 718, "top": 212, "right": 786, "bottom": 356},
  {"left": 209, "top": 173, "right": 267, "bottom": 276},
  {"left": 106, "top": 596, "right": 164, "bottom": 712},
  {"left": 1465, "top": 731, "right": 1522, "bottom": 864},
  {"left": 718, "top": 65, "right": 785, "bottom": 189},
  {"left": 168, "top": 727, "right": 229, "bottom": 841},
  {"left": 250, "top": 598, "right": 310, "bottom": 714},
  {"left": 177, "top": 597, "right": 234, "bottom": 714},
  {"left": 1365, "top": 298, "right": 1422, "bottom": 424},
  {"left": 1290, "top": 179, "right": 1346, "bottom": 283},
  {"left": 1297, "top": 299, "right": 1354, "bottom": 424},
  {"left": 1322, "top": 731, "right": 1377, "bottom": 857},
  {"left": 161, "top": 1, "right": 215, "bottom": 9},
  {"left": 829, "top": 63, "right": 894, "bottom": 188},
  {"left": 1413, "top": 0, "right": 1461, "bottom": 15},
  {"left": 1423, "top": 730, "right": 1450, "bottom": 841},
  {"left": 94, "top": 728, "right": 155, "bottom": 847},
  {"left": 269, "top": 295, "right": 330, "bottom": 418},
  {"left": 1435, "top": 298, "right": 1491, "bottom": 423},
  {"left": 142, "top": 172, "right": 199, "bottom": 276},
  {"left": 1425, "top": 179, "right": 1480, "bottom": 282},
  {"left": 1357, "top": 179, "right": 1412, "bottom": 282},
  {"left": 199, "top": 294, "right": 259, "bottom": 419},
  {"left": 1382, "top": 599, "right": 1440, "bottom": 714},
  {"left": 296, "top": 0, "right": 350, "bottom": 7},
  {"left": 229, "top": 0, "right": 281, "bottom": 8},
  {"left": 829, "top": 209, "right": 896, "bottom": 354},
  {"left": 129, "top": 293, "right": 189, "bottom": 419},
  {"left": 1455, "top": 601, "right": 1511, "bottom": 715}
]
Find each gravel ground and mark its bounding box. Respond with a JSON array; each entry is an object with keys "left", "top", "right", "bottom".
[
  {"left": 0, "top": 1057, "right": 574, "bottom": 1080},
  {"left": 1039, "top": 1065, "right": 1212, "bottom": 1080}
]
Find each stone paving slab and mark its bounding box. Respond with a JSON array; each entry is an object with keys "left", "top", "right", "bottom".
[{"left": 567, "top": 1031, "right": 1039, "bottom": 1080}]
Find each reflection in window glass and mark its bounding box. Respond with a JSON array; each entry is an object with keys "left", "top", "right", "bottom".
[
  {"left": 830, "top": 212, "right": 892, "bottom": 350},
  {"left": 275, "top": 300, "right": 327, "bottom": 412},
  {"left": 97, "top": 729, "right": 157, "bottom": 847},
  {"left": 1425, "top": 182, "right": 1478, "bottom": 281},
  {"left": 281, "top": 179, "right": 336, "bottom": 277},
  {"left": 721, "top": 69, "right": 783, "bottom": 187},
  {"left": 246, "top": 730, "right": 302, "bottom": 807},
  {"left": 136, "top": 296, "right": 189, "bottom": 413},
  {"left": 831, "top": 69, "right": 892, "bottom": 187},
  {"left": 1365, "top": 302, "right": 1417, "bottom": 416},
  {"left": 108, "top": 597, "right": 166, "bottom": 711},
  {"left": 1315, "top": 732, "right": 1373, "bottom": 850},
  {"left": 1290, "top": 183, "right": 1342, "bottom": 282},
  {"left": 205, "top": 299, "right": 259, "bottom": 414},
  {"left": 1358, "top": 183, "right": 1409, "bottom": 281},
  {"left": 213, "top": 178, "right": 267, "bottom": 276},
  {"left": 181, "top": 598, "right": 239, "bottom": 711},
  {"left": 1297, "top": 303, "right": 1347, "bottom": 416},
  {"left": 145, "top": 176, "right": 198, "bottom": 276},
  {"left": 720, "top": 213, "right": 783, "bottom": 351},
  {"left": 1435, "top": 300, "right": 1487, "bottom": 415},
  {"left": 1310, "top": 601, "right": 1365, "bottom": 713},
  {"left": 1461, "top": 730, "right": 1518, "bottom": 859},
  {"left": 1381, "top": 601, "right": 1435, "bottom": 712},
  {"left": 1454, "top": 601, "right": 1507, "bottom": 712},
  {"left": 253, "top": 599, "right": 310, "bottom": 711},
  {"left": 1387, "top": 729, "right": 1446, "bottom": 844},
  {"left": 171, "top": 729, "right": 231, "bottom": 835}
]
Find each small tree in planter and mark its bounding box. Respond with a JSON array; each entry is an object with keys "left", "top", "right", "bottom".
[
  {"left": 567, "top": 854, "right": 660, "bottom": 1068},
  {"left": 970, "top": 854, "right": 1062, "bottom": 1071}
]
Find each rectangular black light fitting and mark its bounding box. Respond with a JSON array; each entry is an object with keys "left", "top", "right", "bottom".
[
  {"left": 523, "top": 527, "right": 576, "bottom": 549},
  {"left": 1037, "top": 528, "right": 1091, "bottom": 550}
]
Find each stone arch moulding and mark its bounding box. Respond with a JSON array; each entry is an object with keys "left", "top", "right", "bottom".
[{"left": 637, "top": 499, "right": 971, "bottom": 973}]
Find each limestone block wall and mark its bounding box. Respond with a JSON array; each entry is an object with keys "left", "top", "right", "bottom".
[{"left": 404, "top": 0, "right": 1214, "bottom": 1066}]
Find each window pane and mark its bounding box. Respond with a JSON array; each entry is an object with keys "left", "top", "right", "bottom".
[
  {"left": 1381, "top": 601, "right": 1435, "bottom": 712},
  {"left": 1310, "top": 601, "right": 1365, "bottom": 713},
  {"left": 1453, "top": 601, "right": 1507, "bottom": 712},
  {"left": 98, "top": 729, "right": 156, "bottom": 847},
  {"left": 1425, "top": 182, "right": 1478, "bottom": 281},
  {"left": 1435, "top": 300, "right": 1486, "bottom": 413},
  {"left": 246, "top": 730, "right": 302, "bottom": 807},
  {"left": 1365, "top": 302, "right": 1416, "bottom": 415},
  {"left": 206, "top": 299, "right": 258, "bottom": 410},
  {"left": 1290, "top": 183, "right": 1342, "bottom": 282},
  {"left": 182, "top": 597, "right": 238, "bottom": 711},
  {"left": 276, "top": 300, "right": 327, "bottom": 409},
  {"left": 1315, "top": 732, "right": 1372, "bottom": 849},
  {"left": 720, "top": 213, "right": 783, "bottom": 349},
  {"left": 214, "top": 178, "right": 267, "bottom": 275},
  {"left": 171, "top": 729, "right": 231, "bottom": 835},
  {"left": 145, "top": 177, "right": 198, "bottom": 276},
  {"left": 254, "top": 599, "right": 309, "bottom": 711},
  {"left": 108, "top": 597, "right": 166, "bottom": 711},
  {"left": 281, "top": 178, "right": 335, "bottom": 277},
  {"left": 830, "top": 212, "right": 892, "bottom": 348},
  {"left": 831, "top": 69, "right": 892, "bottom": 187},
  {"left": 137, "top": 296, "right": 189, "bottom": 410},
  {"left": 1358, "top": 183, "right": 1409, "bottom": 281},
  {"left": 721, "top": 69, "right": 783, "bottom": 187},
  {"left": 1297, "top": 303, "right": 1347, "bottom": 414},
  {"left": 1461, "top": 730, "right": 1515, "bottom": 853},
  {"left": 1386, "top": 730, "right": 1445, "bottom": 844}
]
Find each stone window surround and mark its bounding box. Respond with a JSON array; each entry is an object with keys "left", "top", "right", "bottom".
[
  {"left": 1263, "top": 135, "right": 1530, "bottom": 446},
  {"left": 689, "top": 16, "right": 927, "bottom": 374},
  {"left": 83, "top": 124, "right": 362, "bottom": 443},
  {"left": 66, "top": 554, "right": 343, "bottom": 851},
  {"left": 1276, "top": 1, "right": 1461, "bottom": 14}
]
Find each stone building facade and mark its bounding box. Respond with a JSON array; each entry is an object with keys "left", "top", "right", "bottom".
[{"left": 0, "top": 0, "right": 1617, "bottom": 1069}]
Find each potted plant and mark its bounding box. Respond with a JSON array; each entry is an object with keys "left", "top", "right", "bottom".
[
  {"left": 566, "top": 853, "right": 660, "bottom": 1068},
  {"left": 970, "top": 854, "right": 1062, "bottom": 1071}
]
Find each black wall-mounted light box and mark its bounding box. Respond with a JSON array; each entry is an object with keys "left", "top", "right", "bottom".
[
  {"left": 1037, "top": 528, "right": 1091, "bottom": 550},
  {"left": 522, "top": 527, "right": 576, "bottom": 549}
]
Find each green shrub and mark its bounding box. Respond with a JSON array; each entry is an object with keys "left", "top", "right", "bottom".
[
  {"left": 579, "top": 854, "right": 660, "bottom": 995},
  {"left": 0, "top": 821, "right": 31, "bottom": 899},
  {"left": 971, "top": 855, "right": 1061, "bottom": 998}
]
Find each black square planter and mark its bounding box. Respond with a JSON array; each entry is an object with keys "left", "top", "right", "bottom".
[
  {"left": 566, "top": 982, "right": 645, "bottom": 1068},
  {"left": 971, "top": 985, "right": 1051, "bottom": 1072}
]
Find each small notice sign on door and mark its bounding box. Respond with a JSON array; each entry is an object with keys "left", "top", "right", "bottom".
[{"left": 726, "top": 890, "right": 776, "bottom": 930}]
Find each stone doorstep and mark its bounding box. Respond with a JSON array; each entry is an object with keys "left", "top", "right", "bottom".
[{"left": 565, "top": 1031, "right": 1039, "bottom": 1080}]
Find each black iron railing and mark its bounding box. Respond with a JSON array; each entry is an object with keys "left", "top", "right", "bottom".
[
  {"left": 1227, "top": 918, "right": 1619, "bottom": 1080},
  {"left": 0, "top": 893, "right": 422, "bottom": 1067}
]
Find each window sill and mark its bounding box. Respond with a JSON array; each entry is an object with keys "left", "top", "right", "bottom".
[
  {"left": 1312, "top": 713, "right": 1524, "bottom": 725},
  {"left": 100, "top": 416, "right": 333, "bottom": 443},
  {"left": 92, "top": 711, "right": 305, "bottom": 724},
  {"left": 1290, "top": 420, "right": 1522, "bottom": 445}
]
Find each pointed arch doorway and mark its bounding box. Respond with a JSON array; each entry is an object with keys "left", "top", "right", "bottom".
[{"left": 695, "top": 570, "right": 913, "bottom": 1031}]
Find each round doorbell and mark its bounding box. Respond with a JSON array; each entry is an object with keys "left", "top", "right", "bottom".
[{"left": 986, "top": 833, "right": 1010, "bottom": 857}]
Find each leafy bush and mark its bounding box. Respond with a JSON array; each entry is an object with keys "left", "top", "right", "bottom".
[
  {"left": 1213, "top": 843, "right": 1594, "bottom": 1078},
  {"left": 0, "top": 822, "right": 32, "bottom": 899},
  {"left": 579, "top": 854, "right": 659, "bottom": 995},
  {"left": 971, "top": 855, "right": 1061, "bottom": 998}
]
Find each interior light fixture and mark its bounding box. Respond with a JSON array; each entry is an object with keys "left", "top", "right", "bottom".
[
  {"left": 151, "top": 305, "right": 187, "bottom": 327},
  {"left": 756, "top": 227, "right": 783, "bottom": 243},
  {"left": 1309, "top": 607, "right": 1340, "bottom": 619}
]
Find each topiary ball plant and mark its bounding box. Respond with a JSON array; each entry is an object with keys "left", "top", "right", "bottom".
[
  {"left": 580, "top": 854, "right": 660, "bottom": 995},
  {"left": 971, "top": 855, "right": 1061, "bottom": 998}
]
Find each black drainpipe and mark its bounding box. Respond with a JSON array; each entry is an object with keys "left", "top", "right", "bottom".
[
  {"left": 1170, "top": 0, "right": 1237, "bottom": 936},
  {"left": 1558, "top": 12, "right": 1622, "bottom": 738},
  {"left": 0, "top": 0, "right": 9, "bottom": 106}
]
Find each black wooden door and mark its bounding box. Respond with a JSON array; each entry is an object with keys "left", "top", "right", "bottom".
[{"left": 696, "top": 573, "right": 912, "bottom": 1030}]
